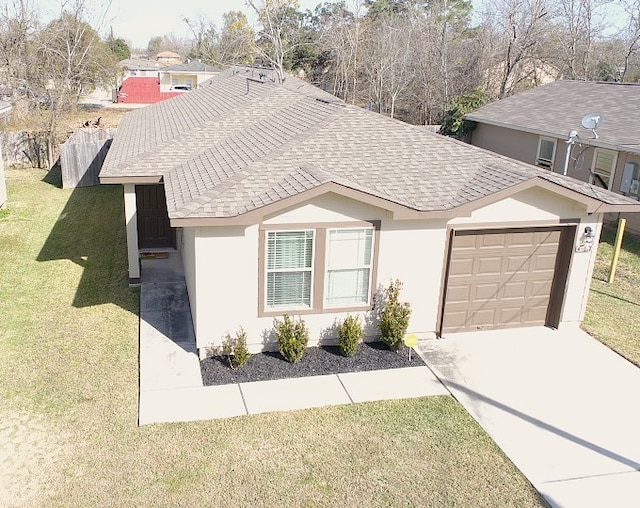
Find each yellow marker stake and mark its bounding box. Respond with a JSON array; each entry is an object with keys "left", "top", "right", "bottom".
[
  {"left": 608, "top": 219, "right": 626, "bottom": 284},
  {"left": 404, "top": 334, "right": 418, "bottom": 361}
]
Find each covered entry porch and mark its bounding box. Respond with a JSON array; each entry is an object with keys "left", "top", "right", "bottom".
[{"left": 123, "top": 182, "right": 177, "bottom": 285}]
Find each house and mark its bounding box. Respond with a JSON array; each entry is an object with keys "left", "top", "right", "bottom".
[
  {"left": 116, "top": 59, "right": 219, "bottom": 104},
  {"left": 99, "top": 67, "right": 640, "bottom": 357},
  {"left": 155, "top": 51, "right": 182, "bottom": 66},
  {"left": 116, "top": 77, "right": 181, "bottom": 104},
  {"left": 464, "top": 80, "right": 640, "bottom": 234},
  {"left": 119, "top": 57, "right": 160, "bottom": 79},
  {"left": 159, "top": 61, "right": 221, "bottom": 92}
]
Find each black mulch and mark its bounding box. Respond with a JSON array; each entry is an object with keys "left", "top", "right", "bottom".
[{"left": 200, "top": 341, "right": 426, "bottom": 386}]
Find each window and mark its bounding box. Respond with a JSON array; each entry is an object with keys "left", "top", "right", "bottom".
[
  {"left": 261, "top": 223, "right": 378, "bottom": 315},
  {"left": 171, "top": 78, "right": 178, "bottom": 86},
  {"left": 266, "top": 230, "right": 314, "bottom": 309},
  {"left": 591, "top": 149, "right": 618, "bottom": 190},
  {"left": 325, "top": 228, "right": 373, "bottom": 306},
  {"left": 185, "top": 78, "right": 193, "bottom": 88},
  {"left": 536, "top": 137, "right": 556, "bottom": 169},
  {"left": 620, "top": 162, "right": 640, "bottom": 199}
]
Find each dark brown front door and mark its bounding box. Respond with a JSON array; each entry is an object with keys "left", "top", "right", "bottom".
[
  {"left": 136, "top": 185, "right": 175, "bottom": 249},
  {"left": 440, "top": 226, "right": 568, "bottom": 334}
]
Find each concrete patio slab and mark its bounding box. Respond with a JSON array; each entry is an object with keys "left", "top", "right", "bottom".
[
  {"left": 240, "top": 375, "right": 352, "bottom": 415},
  {"left": 139, "top": 385, "right": 246, "bottom": 425},
  {"left": 418, "top": 326, "right": 640, "bottom": 508},
  {"left": 338, "top": 366, "right": 449, "bottom": 402}
]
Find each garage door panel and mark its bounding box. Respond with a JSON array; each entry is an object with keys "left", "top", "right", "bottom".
[
  {"left": 477, "top": 257, "right": 503, "bottom": 275},
  {"left": 479, "top": 233, "right": 507, "bottom": 248},
  {"left": 442, "top": 227, "right": 564, "bottom": 333}
]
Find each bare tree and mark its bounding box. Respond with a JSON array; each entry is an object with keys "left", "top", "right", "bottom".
[
  {"left": 620, "top": 0, "right": 640, "bottom": 80},
  {"left": 484, "top": 0, "right": 550, "bottom": 98},
  {"left": 246, "top": 0, "right": 304, "bottom": 82}
]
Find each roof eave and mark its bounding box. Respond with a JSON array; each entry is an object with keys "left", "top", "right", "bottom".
[{"left": 99, "top": 175, "right": 163, "bottom": 185}]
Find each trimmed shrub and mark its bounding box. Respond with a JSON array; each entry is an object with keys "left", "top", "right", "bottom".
[
  {"left": 276, "top": 315, "right": 309, "bottom": 363},
  {"left": 222, "top": 328, "right": 252, "bottom": 369},
  {"left": 338, "top": 315, "right": 364, "bottom": 357},
  {"left": 378, "top": 279, "right": 411, "bottom": 351}
]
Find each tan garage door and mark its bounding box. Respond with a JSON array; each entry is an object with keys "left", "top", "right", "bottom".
[{"left": 441, "top": 227, "right": 567, "bottom": 334}]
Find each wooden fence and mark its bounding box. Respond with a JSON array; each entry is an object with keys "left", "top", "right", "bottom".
[{"left": 60, "top": 127, "right": 117, "bottom": 189}]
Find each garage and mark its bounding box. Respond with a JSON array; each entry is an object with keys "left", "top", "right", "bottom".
[{"left": 439, "top": 226, "right": 574, "bottom": 334}]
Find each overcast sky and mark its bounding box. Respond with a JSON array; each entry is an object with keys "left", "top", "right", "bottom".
[{"left": 38, "top": 0, "right": 347, "bottom": 50}]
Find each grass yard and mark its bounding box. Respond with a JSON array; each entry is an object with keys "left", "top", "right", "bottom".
[
  {"left": 583, "top": 224, "right": 640, "bottom": 367},
  {"left": 0, "top": 169, "right": 546, "bottom": 507}
]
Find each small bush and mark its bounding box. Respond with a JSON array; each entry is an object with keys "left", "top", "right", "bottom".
[
  {"left": 338, "top": 315, "right": 364, "bottom": 357},
  {"left": 276, "top": 315, "right": 309, "bottom": 363},
  {"left": 222, "top": 327, "right": 252, "bottom": 369},
  {"left": 378, "top": 279, "right": 411, "bottom": 351}
]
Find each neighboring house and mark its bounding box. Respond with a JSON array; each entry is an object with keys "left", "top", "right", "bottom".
[
  {"left": 117, "top": 77, "right": 181, "bottom": 104},
  {"left": 100, "top": 67, "right": 640, "bottom": 357},
  {"left": 159, "top": 61, "right": 221, "bottom": 92},
  {"left": 465, "top": 80, "right": 640, "bottom": 234},
  {"left": 119, "top": 57, "right": 160, "bottom": 79},
  {"left": 117, "top": 58, "right": 217, "bottom": 103},
  {"left": 155, "top": 51, "right": 182, "bottom": 66}
]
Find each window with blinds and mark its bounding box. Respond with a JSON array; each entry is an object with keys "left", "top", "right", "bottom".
[
  {"left": 325, "top": 228, "right": 373, "bottom": 306},
  {"left": 266, "top": 230, "right": 314, "bottom": 309},
  {"left": 592, "top": 149, "right": 617, "bottom": 190}
]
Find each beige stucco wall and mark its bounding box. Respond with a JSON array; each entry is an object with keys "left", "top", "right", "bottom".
[{"left": 186, "top": 188, "right": 602, "bottom": 353}]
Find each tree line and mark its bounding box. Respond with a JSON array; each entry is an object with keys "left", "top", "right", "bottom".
[{"left": 3, "top": 0, "right": 640, "bottom": 131}]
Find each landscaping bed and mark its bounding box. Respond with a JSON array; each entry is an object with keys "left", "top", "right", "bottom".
[{"left": 201, "top": 341, "right": 425, "bottom": 386}]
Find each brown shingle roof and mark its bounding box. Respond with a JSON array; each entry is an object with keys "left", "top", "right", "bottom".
[
  {"left": 465, "top": 80, "right": 640, "bottom": 154},
  {"left": 100, "top": 69, "right": 640, "bottom": 220}
]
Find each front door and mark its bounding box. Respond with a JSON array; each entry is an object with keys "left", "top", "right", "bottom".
[{"left": 136, "top": 185, "right": 176, "bottom": 249}]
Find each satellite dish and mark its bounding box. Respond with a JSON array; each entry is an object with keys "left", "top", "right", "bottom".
[
  {"left": 581, "top": 113, "right": 603, "bottom": 130},
  {"left": 581, "top": 113, "right": 603, "bottom": 139}
]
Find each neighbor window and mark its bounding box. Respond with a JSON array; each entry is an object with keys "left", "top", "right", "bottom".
[
  {"left": 171, "top": 78, "right": 178, "bottom": 86},
  {"left": 261, "top": 223, "right": 378, "bottom": 315},
  {"left": 266, "top": 230, "right": 314, "bottom": 309},
  {"left": 325, "top": 228, "right": 374, "bottom": 306},
  {"left": 536, "top": 137, "right": 556, "bottom": 169},
  {"left": 620, "top": 162, "right": 640, "bottom": 199},
  {"left": 592, "top": 149, "right": 618, "bottom": 190},
  {"left": 185, "top": 78, "right": 193, "bottom": 88}
]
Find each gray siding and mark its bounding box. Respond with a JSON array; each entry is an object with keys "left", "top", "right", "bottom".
[{"left": 471, "top": 123, "right": 640, "bottom": 234}]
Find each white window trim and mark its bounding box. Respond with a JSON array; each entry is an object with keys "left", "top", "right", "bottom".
[
  {"left": 536, "top": 136, "right": 557, "bottom": 170},
  {"left": 323, "top": 227, "right": 375, "bottom": 309},
  {"left": 264, "top": 229, "right": 315, "bottom": 312},
  {"left": 591, "top": 148, "right": 618, "bottom": 191}
]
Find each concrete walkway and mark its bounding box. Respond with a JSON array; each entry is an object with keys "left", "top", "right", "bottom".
[
  {"left": 138, "top": 251, "right": 448, "bottom": 425},
  {"left": 418, "top": 327, "right": 640, "bottom": 508}
]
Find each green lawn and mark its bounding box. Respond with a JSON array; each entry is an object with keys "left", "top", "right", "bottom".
[
  {"left": 0, "top": 169, "right": 546, "bottom": 507},
  {"left": 583, "top": 224, "right": 640, "bottom": 367}
]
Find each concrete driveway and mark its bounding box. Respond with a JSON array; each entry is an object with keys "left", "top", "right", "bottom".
[{"left": 418, "top": 326, "right": 640, "bottom": 508}]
